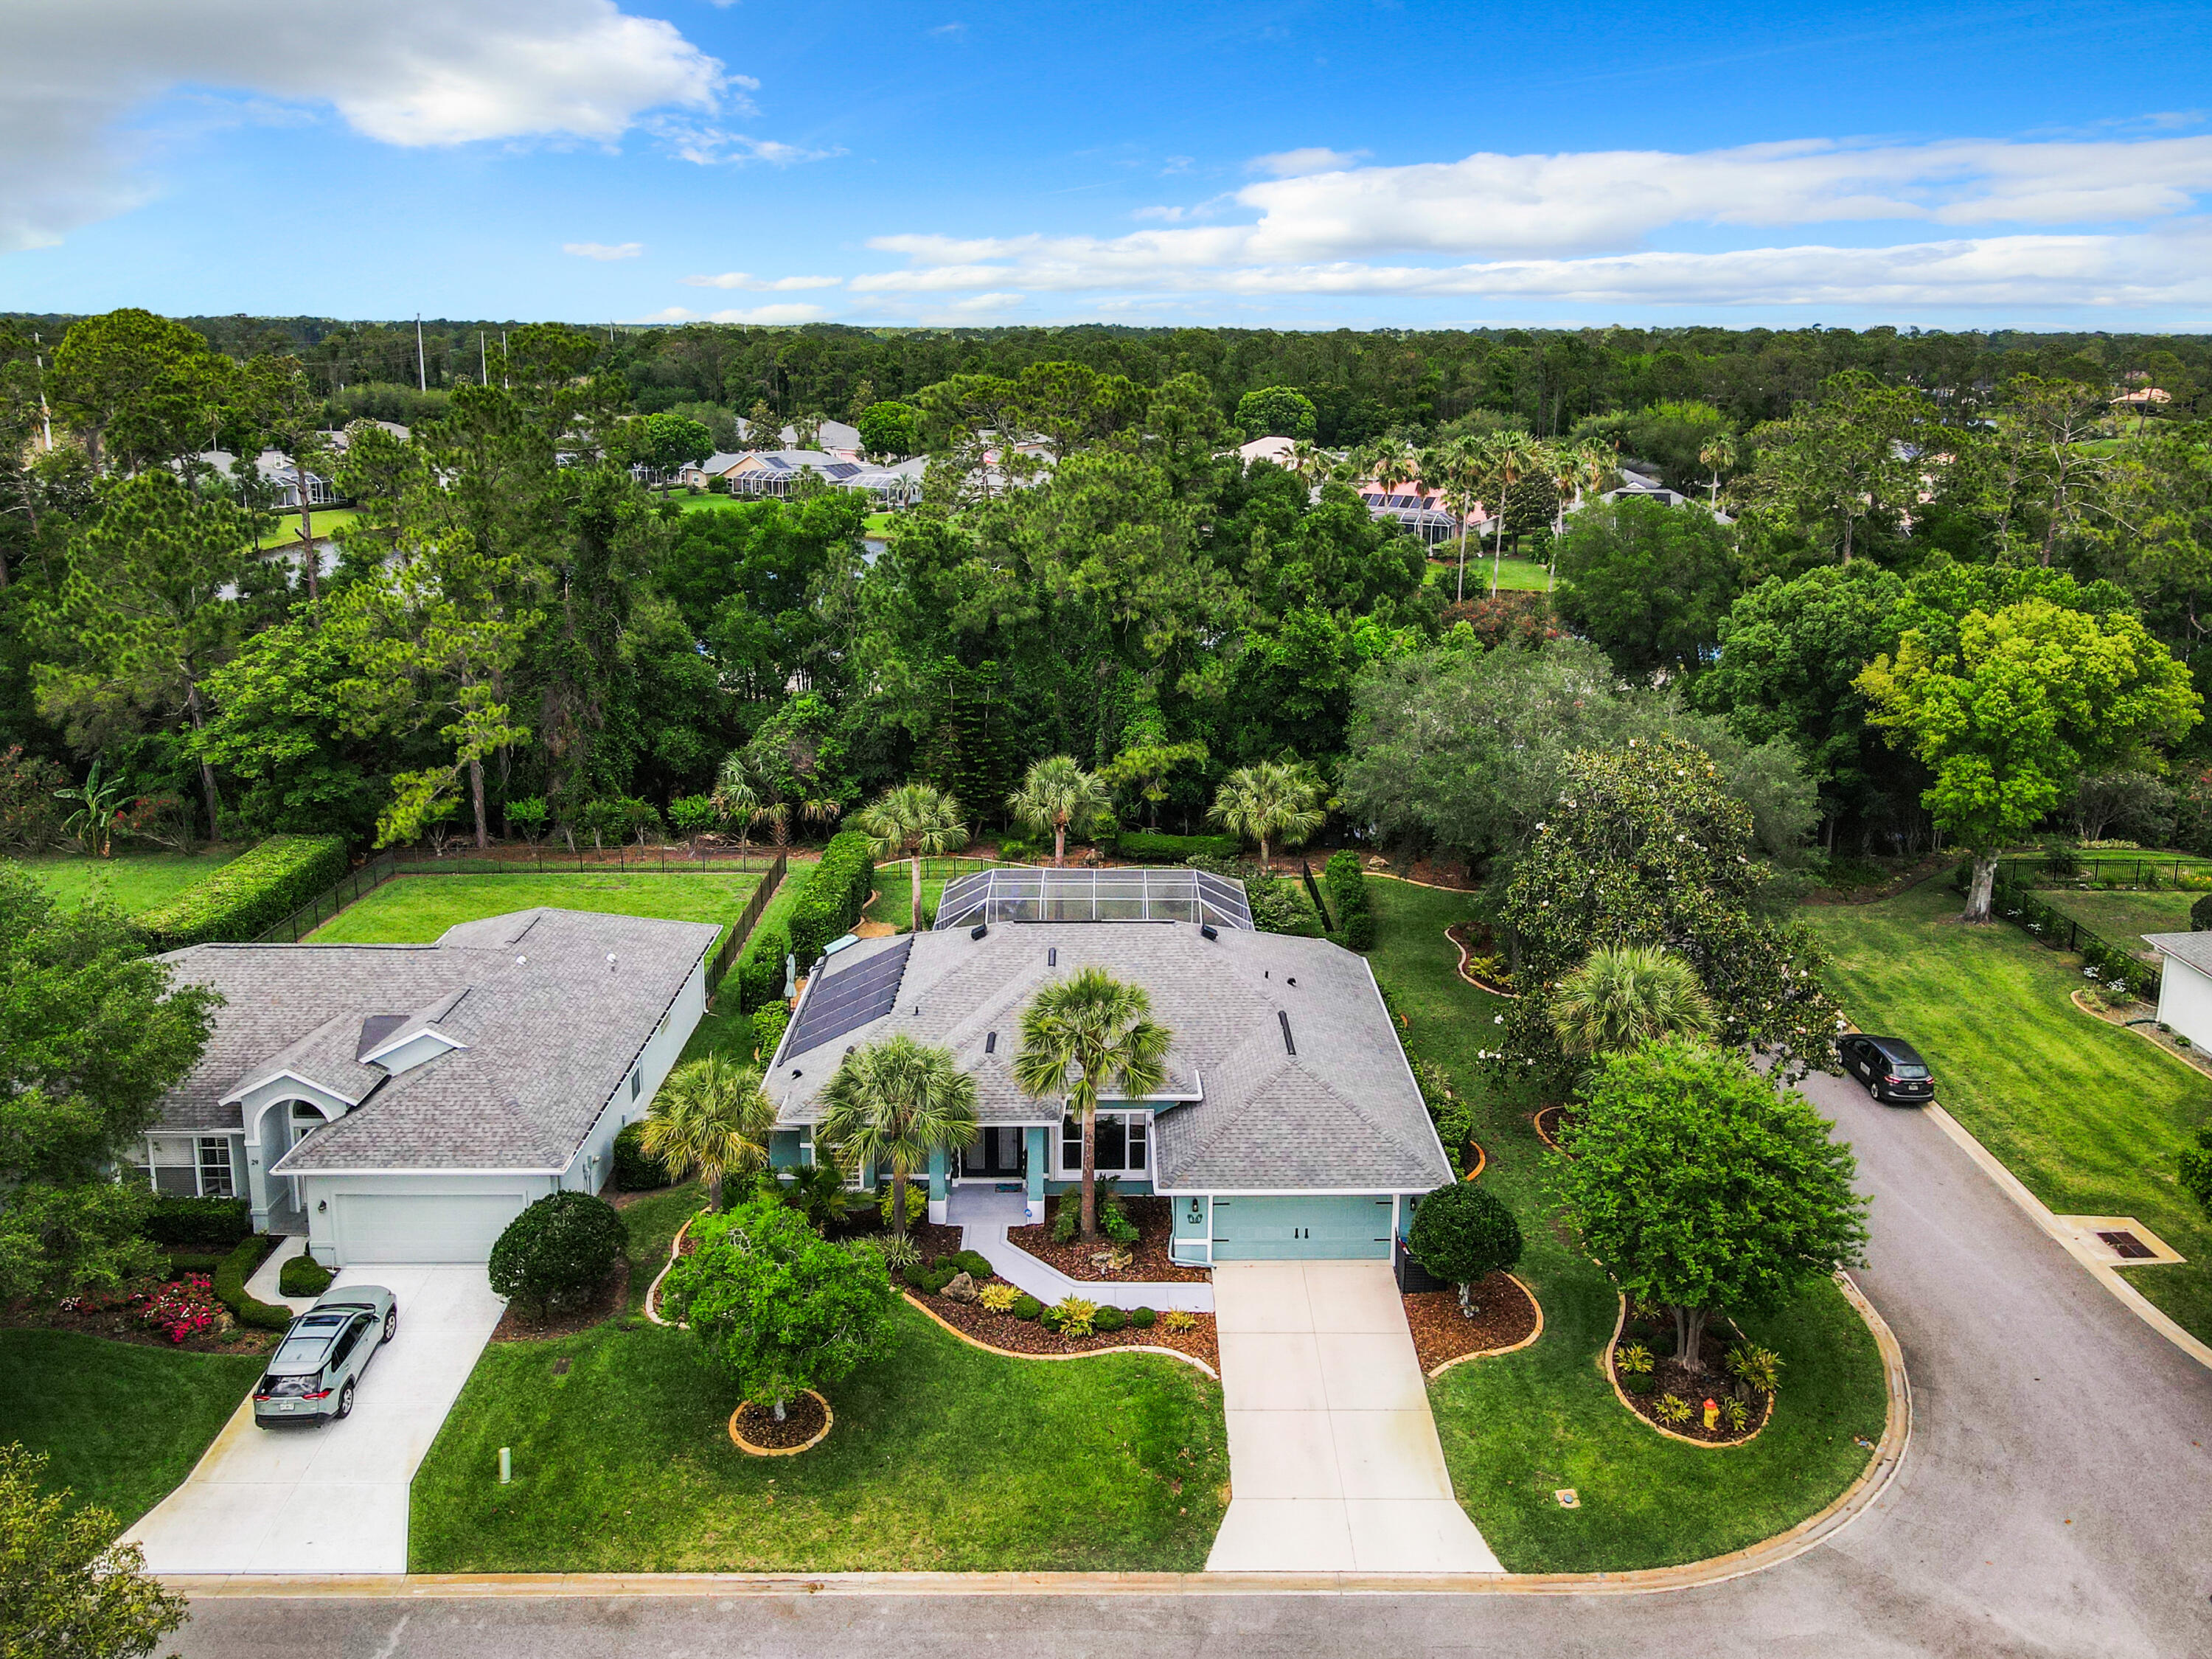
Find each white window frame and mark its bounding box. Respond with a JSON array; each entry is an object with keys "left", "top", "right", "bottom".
[{"left": 1057, "top": 1110, "right": 1149, "bottom": 1179}]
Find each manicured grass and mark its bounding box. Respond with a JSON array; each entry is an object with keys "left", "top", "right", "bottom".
[
  {"left": 1367, "top": 878, "right": 1886, "bottom": 1572},
  {"left": 1424, "top": 552, "right": 1554, "bottom": 594},
  {"left": 1806, "top": 880, "right": 2212, "bottom": 1344},
  {"left": 2039, "top": 886, "right": 2200, "bottom": 957},
  {"left": 0, "top": 1330, "right": 261, "bottom": 1531},
  {"left": 256, "top": 507, "right": 360, "bottom": 549},
  {"left": 307, "top": 869, "right": 762, "bottom": 947},
  {"left": 408, "top": 1302, "right": 1228, "bottom": 1572},
  {"left": 15, "top": 848, "right": 239, "bottom": 916},
  {"left": 617, "top": 1181, "right": 706, "bottom": 1314},
  {"left": 866, "top": 861, "right": 950, "bottom": 933},
  {"left": 864, "top": 511, "right": 894, "bottom": 535}
]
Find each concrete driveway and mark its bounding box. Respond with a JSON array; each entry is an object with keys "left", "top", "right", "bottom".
[
  {"left": 1206, "top": 1261, "right": 1501, "bottom": 1573},
  {"left": 125, "top": 1265, "right": 504, "bottom": 1574}
]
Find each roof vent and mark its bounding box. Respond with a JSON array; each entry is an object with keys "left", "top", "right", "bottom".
[
  {"left": 1286, "top": 975, "right": 1297, "bottom": 988},
  {"left": 985, "top": 1032, "right": 998, "bottom": 1054},
  {"left": 791, "top": 1068, "right": 802, "bottom": 1079},
  {"left": 971, "top": 923, "right": 989, "bottom": 941},
  {"left": 1200, "top": 925, "right": 1218, "bottom": 942},
  {"left": 515, "top": 955, "right": 527, "bottom": 966},
  {"left": 606, "top": 953, "right": 618, "bottom": 970},
  {"left": 1048, "top": 947, "right": 1057, "bottom": 966},
  {"left": 1279, "top": 1010, "right": 1296, "bottom": 1057}
]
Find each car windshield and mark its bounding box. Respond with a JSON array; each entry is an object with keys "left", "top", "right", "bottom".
[{"left": 273, "top": 1335, "right": 331, "bottom": 1368}]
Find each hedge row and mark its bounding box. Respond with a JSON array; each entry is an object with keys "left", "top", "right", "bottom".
[
  {"left": 1324, "top": 850, "right": 1377, "bottom": 951},
  {"left": 138, "top": 834, "right": 351, "bottom": 950},
  {"left": 142, "top": 1195, "right": 251, "bottom": 1248},
  {"left": 734, "top": 925, "right": 789, "bottom": 1012},
  {"left": 787, "top": 832, "right": 874, "bottom": 964},
  {"left": 1114, "top": 830, "right": 1242, "bottom": 863},
  {"left": 213, "top": 1234, "right": 293, "bottom": 1331},
  {"left": 1982, "top": 872, "right": 2162, "bottom": 999}
]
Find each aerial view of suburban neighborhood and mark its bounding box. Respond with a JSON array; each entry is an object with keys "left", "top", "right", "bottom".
[{"left": 4, "top": 4, "right": 2211, "bottom": 1656}]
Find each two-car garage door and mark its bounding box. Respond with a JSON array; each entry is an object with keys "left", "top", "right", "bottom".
[
  {"left": 1211, "top": 1195, "right": 1394, "bottom": 1261},
  {"left": 331, "top": 1192, "right": 530, "bottom": 1265}
]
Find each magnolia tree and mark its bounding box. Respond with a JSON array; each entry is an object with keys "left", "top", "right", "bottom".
[
  {"left": 659, "top": 1195, "right": 895, "bottom": 1422},
  {"left": 1554, "top": 1039, "right": 1868, "bottom": 1372}
]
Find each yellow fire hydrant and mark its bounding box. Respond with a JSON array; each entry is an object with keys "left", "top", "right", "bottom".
[{"left": 1702, "top": 1398, "right": 1719, "bottom": 1431}]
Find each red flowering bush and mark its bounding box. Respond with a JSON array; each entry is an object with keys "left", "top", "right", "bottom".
[{"left": 141, "top": 1275, "right": 220, "bottom": 1345}]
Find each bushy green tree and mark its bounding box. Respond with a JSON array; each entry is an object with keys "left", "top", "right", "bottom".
[
  {"left": 659, "top": 1194, "right": 896, "bottom": 1421},
  {"left": 0, "top": 1444, "right": 187, "bottom": 1659},
  {"left": 1235, "top": 386, "right": 1318, "bottom": 441},
  {"left": 1554, "top": 496, "right": 1742, "bottom": 679},
  {"left": 855, "top": 400, "right": 923, "bottom": 459},
  {"left": 1554, "top": 1038, "right": 1868, "bottom": 1373},
  {"left": 1407, "top": 1182, "right": 1523, "bottom": 1316},
  {"left": 487, "top": 1192, "right": 628, "bottom": 1317}
]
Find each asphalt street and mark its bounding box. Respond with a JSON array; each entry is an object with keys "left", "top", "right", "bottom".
[{"left": 175, "top": 1068, "right": 2212, "bottom": 1658}]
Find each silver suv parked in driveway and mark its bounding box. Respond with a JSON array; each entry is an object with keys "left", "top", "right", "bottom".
[{"left": 253, "top": 1285, "right": 398, "bottom": 1427}]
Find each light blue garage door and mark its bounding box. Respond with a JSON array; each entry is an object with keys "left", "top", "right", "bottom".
[{"left": 1210, "top": 1195, "right": 1394, "bottom": 1261}]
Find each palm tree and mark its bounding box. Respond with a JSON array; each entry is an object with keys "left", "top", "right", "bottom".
[
  {"left": 711, "top": 755, "right": 768, "bottom": 860},
  {"left": 815, "top": 1034, "right": 978, "bottom": 1242},
  {"left": 1484, "top": 431, "right": 1542, "bottom": 597},
  {"left": 855, "top": 782, "right": 967, "bottom": 933},
  {"left": 1549, "top": 945, "right": 1717, "bottom": 1060},
  {"left": 1420, "top": 436, "right": 1486, "bottom": 602},
  {"left": 1287, "top": 439, "right": 1324, "bottom": 489},
  {"left": 1012, "top": 967, "right": 1170, "bottom": 1241},
  {"left": 1007, "top": 755, "right": 1110, "bottom": 867},
  {"left": 1208, "top": 759, "right": 1326, "bottom": 868},
  {"left": 1698, "top": 431, "right": 1738, "bottom": 510},
  {"left": 640, "top": 1054, "right": 776, "bottom": 1212},
  {"left": 1370, "top": 438, "right": 1418, "bottom": 503},
  {"left": 1557, "top": 442, "right": 1618, "bottom": 588},
  {"left": 798, "top": 796, "right": 844, "bottom": 841}
]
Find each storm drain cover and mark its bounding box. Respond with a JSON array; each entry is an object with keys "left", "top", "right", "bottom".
[{"left": 2097, "top": 1230, "right": 2155, "bottom": 1259}]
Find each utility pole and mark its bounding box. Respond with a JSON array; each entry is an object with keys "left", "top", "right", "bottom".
[
  {"left": 416, "top": 316, "right": 427, "bottom": 392},
  {"left": 500, "top": 330, "right": 508, "bottom": 389},
  {"left": 479, "top": 330, "right": 487, "bottom": 384},
  {"left": 32, "top": 332, "right": 52, "bottom": 451}
]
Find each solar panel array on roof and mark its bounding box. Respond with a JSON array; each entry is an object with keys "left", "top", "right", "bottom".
[{"left": 785, "top": 936, "right": 914, "bottom": 1057}]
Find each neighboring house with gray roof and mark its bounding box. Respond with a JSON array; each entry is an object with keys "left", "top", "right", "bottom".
[
  {"left": 765, "top": 868, "right": 1452, "bottom": 1265},
  {"left": 2140, "top": 931, "right": 2212, "bottom": 1051},
  {"left": 135, "top": 908, "right": 717, "bottom": 1267}
]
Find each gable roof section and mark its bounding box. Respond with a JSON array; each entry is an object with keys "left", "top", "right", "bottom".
[
  {"left": 771, "top": 922, "right": 1450, "bottom": 1194},
  {"left": 157, "top": 908, "right": 719, "bottom": 1174}
]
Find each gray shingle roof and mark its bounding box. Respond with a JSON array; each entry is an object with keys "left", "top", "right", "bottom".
[
  {"left": 771, "top": 923, "right": 1450, "bottom": 1194},
  {"left": 155, "top": 908, "right": 718, "bottom": 1172},
  {"left": 2143, "top": 932, "right": 2212, "bottom": 973}
]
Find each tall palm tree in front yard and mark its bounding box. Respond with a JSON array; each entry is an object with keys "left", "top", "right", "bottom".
[
  {"left": 855, "top": 782, "right": 967, "bottom": 932},
  {"left": 641, "top": 1054, "right": 776, "bottom": 1212},
  {"left": 1549, "top": 945, "right": 1716, "bottom": 1060},
  {"left": 1007, "top": 754, "right": 1110, "bottom": 867},
  {"left": 1013, "top": 967, "right": 1170, "bottom": 1242},
  {"left": 1208, "top": 759, "right": 1326, "bottom": 868},
  {"left": 816, "top": 1034, "right": 978, "bottom": 1242}
]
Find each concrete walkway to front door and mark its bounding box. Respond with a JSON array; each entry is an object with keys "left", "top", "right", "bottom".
[{"left": 1204, "top": 1261, "right": 1502, "bottom": 1573}]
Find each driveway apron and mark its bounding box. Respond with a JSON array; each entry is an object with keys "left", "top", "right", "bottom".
[
  {"left": 1206, "top": 1261, "right": 1502, "bottom": 1573},
  {"left": 125, "top": 1265, "right": 505, "bottom": 1574}
]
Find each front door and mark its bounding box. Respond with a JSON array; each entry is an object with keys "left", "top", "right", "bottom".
[{"left": 961, "top": 1127, "right": 1026, "bottom": 1180}]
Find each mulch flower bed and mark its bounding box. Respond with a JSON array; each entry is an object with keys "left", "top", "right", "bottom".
[
  {"left": 1402, "top": 1273, "right": 1538, "bottom": 1374},
  {"left": 4, "top": 1281, "right": 274, "bottom": 1355},
  {"left": 1445, "top": 922, "right": 1516, "bottom": 995},
  {"left": 1609, "top": 1307, "right": 1771, "bottom": 1444},
  {"left": 1006, "top": 1197, "right": 1210, "bottom": 1283},
  {"left": 909, "top": 1283, "right": 1220, "bottom": 1372},
  {"left": 1533, "top": 1105, "right": 1576, "bottom": 1152},
  {"left": 732, "top": 1391, "right": 829, "bottom": 1450},
  {"left": 492, "top": 1260, "right": 630, "bottom": 1343}
]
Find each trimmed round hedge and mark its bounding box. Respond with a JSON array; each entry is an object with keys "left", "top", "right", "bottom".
[
  {"left": 488, "top": 1192, "right": 629, "bottom": 1314},
  {"left": 1407, "top": 1180, "right": 1523, "bottom": 1293}
]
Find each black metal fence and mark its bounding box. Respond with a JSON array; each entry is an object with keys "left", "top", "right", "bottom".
[
  {"left": 1981, "top": 866, "right": 2166, "bottom": 999},
  {"left": 255, "top": 852, "right": 399, "bottom": 942},
  {"left": 1997, "top": 854, "right": 2212, "bottom": 891},
  {"left": 706, "top": 852, "right": 788, "bottom": 997}
]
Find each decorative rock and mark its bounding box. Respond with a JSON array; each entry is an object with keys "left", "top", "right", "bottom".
[{"left": 942, "top": 1270, "right": 980, "bottom": 1303}]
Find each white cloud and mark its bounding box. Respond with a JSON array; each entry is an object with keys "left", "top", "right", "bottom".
[
  {"left": 565, "top": 240, "right": 644, "bottom": 260},
  {"left": 705, "top": 302, "right": 834, "bottom": 324},
  {"left": 651, "top": 124, "right": 844, "bottom": 166},
  {"left": 930, "top": 21, "right": 966, "bottom": 36},
  {"left": 681, "top": 271, "right": 843, "bottom": 290},
  {"left": 944, "top": 291, "right": 1026, "bottom": 312},
  {"left": 840, "top": 133, "right": 2212, "bottom": 312},
  {"left": 1248, "top": 147, "right": 1368, "bottom": 178},
  {"left": 1, "top": 0, "right": 731, "bottom": 251}
]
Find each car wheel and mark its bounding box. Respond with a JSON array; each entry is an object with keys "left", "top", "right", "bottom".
[
  {"left": 1867, "top": 1077, "right": 1882, "bottom": 1100},
  {"left": 381, "top": 1308, "right": 397, "bottom": 1344},
  {"left": 335, "top": 1380, "right": 355, "bottom": 1420}
]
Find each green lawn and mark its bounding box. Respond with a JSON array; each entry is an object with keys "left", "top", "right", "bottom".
[
  {"left": 307, "top": 869, "right": 762, "bottom": 947},
  {"left": 256, "top": 507, "right": 360, "bottom": 549},
  {"left": 1367, "top": 878, "right": 1887, "bottom": 1573},
  {"left": 15, "top": 848, "right": 237, "bottom": 915},
  {"left": 0, "top": 1331, "right": 261, "bottom": 1531},
  {"left": 2039, "top": 886, "right": 2200, "bottom": 959},
  {"left": 866, "top": 861, "right": 950, "bottom": 933},
  {"left": 618, "top": 1181, "right": 706, "bottom": 1314},
  {"left": 1806, "top": 880, "right": 2212, "bottom": 1344},
  {"left": 1425, "top": 552, "right": 1553, "bottom": 594},
  {"left": 408, "top": 1301, "right": 1228, "bottom": 1573}
]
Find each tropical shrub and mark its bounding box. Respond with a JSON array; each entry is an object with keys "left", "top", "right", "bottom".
[
  {"left": 978, "top": 1282, "right": 1022, "bottom": 1312},
  {"left": 142, "top": 1274, "right": 219, "bottom": 1344},
  {"left": 1130, "top": 1306, "right": 1157, "bottom": 1328},
  {"left": 877, "top": 1234, "right": 921, "bottom": 1273},
  {"left": 277, "top": 1253, "right": 335, "bottom": 1298},
  {"left": 1160, "top": 1308, "right": 1196, "bottom": 1333},
  {"left": 0, "top": 744, "right": 69, "bottom": 850},
  {"left": 750, "top": 1001, "right": 791, "bottom": 1060},
  {"left": 1654, "top": 1393, "right": 1694, "bottom": 1426},
  {"left": 1614, "top": 1340, "right": 1654, "bottom": 1377},
  {"left": 1725, "top": 1342, "right": 1784, "bottom": 1397},
  {"left": 140, "top": 1196, "right": 251, "bottom": 1249},
  {"left": 138, "top": 834, "right": 350, "bottom": 950},
  {"left": 1092, "top": 1305, "right": 1127, "bottom": 1333},
  {"left": 1116, "top": 830, "right": 1241, "bottom": 863},
  {"left": 950, "top": 1248, "right": 994, "bottom": 1279},
  {"left": 878, "top": 1183, "right": 928, "bottom": 1230},
  {"left": 1012, "top": 1293, "right": 1043, "bottom": 1321},
  {"left": 786, "top": 831, "right": 874, "bottom": 963},
  {"left": 488, "top": 1192, "right": 629, "bottom": 1315},
  {"left": 1046, "top": 1295, "right": 1099, "bottom": 1337}
]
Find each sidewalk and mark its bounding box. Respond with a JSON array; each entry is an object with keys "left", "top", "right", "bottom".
[{"left": 947, "top": 1186, "right": 1213, "bottom": 1312}]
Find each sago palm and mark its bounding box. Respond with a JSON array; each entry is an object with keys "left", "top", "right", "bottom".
[
  {"left": 816, "top": 1034, "right": 978, "bottom": 1240},
  {"left": 1012, "top": 967, "right": 1169, "bottom": 1241},
  {"left": 1007, "top": 754, "right": 1110, "bottom": 867},
  {"left": 855, "top": 782, "right": 967, "bottom": 932},
  {"left": 1550, "top": 945, "right": 1717, "bottom": 1060},
  {"left": 1208, "top": 759, "right": 1326, "bottom": 867},
  {"left": 641, "top": 1054, "right": 776, "bottom": 1212},
  {"left": 711, "top": 755, "right": 768, "bottom": 860}
]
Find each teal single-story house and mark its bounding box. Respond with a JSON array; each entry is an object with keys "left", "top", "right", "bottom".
[{"left": 765, "top": 868, "right": 1453, "bottom": 1264}]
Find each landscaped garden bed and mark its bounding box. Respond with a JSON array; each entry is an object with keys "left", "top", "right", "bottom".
[
  {"left": 1006, "top": 1196, "right": 1209, "bottom": 1283},
  {"left": 1606, "top": 1304, "right": 1774, "bottom": 1444},
  {"left": 6, "top": 1276, "right": 273, "bottom": 1357},
  {"left": 731, "top": 1390, "right": 830, "bottom": 1453},
  {"left": 1447, "top": 922, "right": 1516, "bottom": 995},
  {"left": 907, "top": 1285, "right": 1220, "bottom": 1373},
  {"left": 491, "top": 1260, "right": 630, "bottom": 1342},
  {"left": 1532, "top": 1104, "right": 1575, "bottom": 1151},
  {"left": 1403, "top": 1273, "right": 1539, "bottom": 1375}
]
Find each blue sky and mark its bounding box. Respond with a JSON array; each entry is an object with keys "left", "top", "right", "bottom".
[{"left": 6, "top": 0, "right": 2212, "bottom": 330}]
